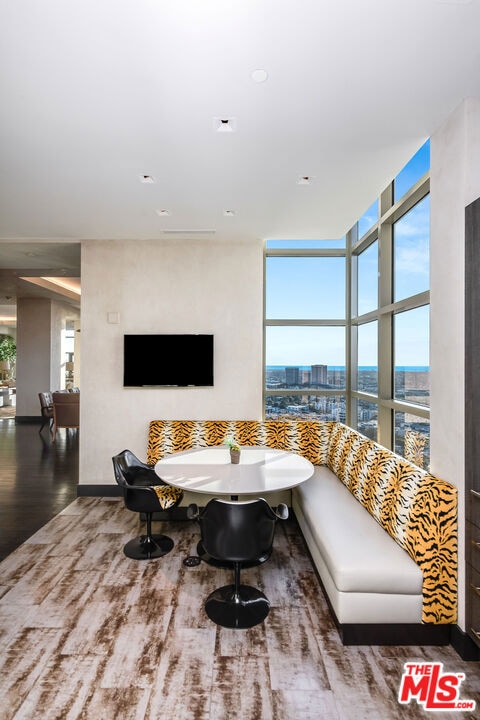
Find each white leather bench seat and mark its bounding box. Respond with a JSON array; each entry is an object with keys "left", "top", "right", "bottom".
[{"left": 292, "top": 466, "right": 424, "bottom": 625}]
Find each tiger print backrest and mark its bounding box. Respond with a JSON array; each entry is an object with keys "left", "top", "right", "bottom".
[
  {"left": 326, "top": 422, "right": 457, "bottom": 624},
  {"left": 147, "top": 419, "right": 334, "bottom": 466},
  {"left": 147, "top": 419, "right": 457, "bottom": 624}
]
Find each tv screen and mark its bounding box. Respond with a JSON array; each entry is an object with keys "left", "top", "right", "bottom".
[{"left": 123, "top": 334, "right": 214, "bottom": 387}]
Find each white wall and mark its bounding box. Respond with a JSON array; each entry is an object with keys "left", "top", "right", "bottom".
[
  {"left": 79, "top": 238, "right": 264, "bottom": 485},
  {"left": 430, "top": 97, "right": 480, "bottom": 631}
]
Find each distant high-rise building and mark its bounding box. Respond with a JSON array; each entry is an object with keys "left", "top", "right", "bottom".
[
  {"left": 311, "top": 364, "right": 327, "bottom": 385},
  {"left": 285, "top": 366, "right": 300, "bottom": 386},
  {"left": 329, "top": 368, "right": 344, "bottom": 387},
  {"left": 301, "top": 370, "right": 311, "bottom": 385}
]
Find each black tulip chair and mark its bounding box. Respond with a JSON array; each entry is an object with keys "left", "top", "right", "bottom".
[
  {"left": 188, "top": 498, "right": 288, "bottom": 629},
  {"left": 112, "top": 450, "right": 183, "bottom": 559}
]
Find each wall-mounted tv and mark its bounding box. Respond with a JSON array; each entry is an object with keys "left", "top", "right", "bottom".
[{"left": 123, "top": 334, "right": 214, "bottom": 387}]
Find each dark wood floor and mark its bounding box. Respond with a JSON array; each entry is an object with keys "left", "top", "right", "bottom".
[{"left": 0, "top": 418, "right": 79, "bottom": 560}]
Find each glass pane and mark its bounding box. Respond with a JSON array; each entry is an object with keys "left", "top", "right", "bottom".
[
  {"left": 393, "top": 195, "right": 430, "bottom": 302},
  {"left": 265, "top": 394, "right": 346, "bottom": 422},
  {"left": 394, "top": 306, "right": 430, "bottom": 407},
  {"left": 266, "top": 238, "right": 346, "bottom": 249},
  {"left": 394, "top": 412, "right": 430, "bottom": 470},
  {"left": 265, "top": 326, "right": 346, "bottom": 389},
  {"left": 357, "top": 321, "right": 378, "bottom": 393},
  {"left": 266, "top": 257, "right": 345, "bottom": 319},
  {"left": 357, "top": 400, "right": 378, "bottom": 441},
  {"left": 357, "top": 240, "right": 378, "bottom": 315},
  {"left": 394, "top": 139, "right": 430, "bottom": 203},
  {"left": 358, "top": 199, "right": 378, "bottom": 238}
]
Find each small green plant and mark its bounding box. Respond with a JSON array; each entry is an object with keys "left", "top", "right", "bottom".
[
  {"left": 226, "top": 437, "right": 240, "bottom": 452},
  {"left": 0, "top": 335, "right": 16, "bottom": 363}
]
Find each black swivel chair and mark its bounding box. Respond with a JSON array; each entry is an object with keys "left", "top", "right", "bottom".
[
  {"left": 188, "top": 498, "right": 288, "bottom": 629},
  {"left": 112, "top": 448, "right": 165, "bottom": 487},
  {"left": 112, "top": 450, "right": 183, "bottom": 560}
]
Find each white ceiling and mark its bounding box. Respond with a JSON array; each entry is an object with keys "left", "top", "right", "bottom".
[{"left": 1, "top": 0, "right": 480, "bottom": 312}]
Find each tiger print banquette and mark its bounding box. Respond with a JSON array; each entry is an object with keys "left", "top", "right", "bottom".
[{"left": 147, "top": 419, "right": 457, "bottom": 638}]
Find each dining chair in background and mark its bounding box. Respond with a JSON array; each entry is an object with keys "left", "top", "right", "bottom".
[
  {"left": 51, "top": 391, "right": 80, "bottom": 442},
  {"left": 38, "top": 391, "right": 54, "bottom": 433}
]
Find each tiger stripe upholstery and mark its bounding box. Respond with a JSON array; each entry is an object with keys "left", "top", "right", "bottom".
[
  {"left": 147, "top": 419, "right": 457, "bottom": 625},
  {"left": 147, "top": 420, "right": 332, "bottom": 466}
]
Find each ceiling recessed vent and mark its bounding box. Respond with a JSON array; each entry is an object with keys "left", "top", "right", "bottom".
[
  {"left": 213, "top": 117, "right": 237, "bottom": 133},
  {"left": 162, "top": 229, "right": 216, "bottom": 235}
]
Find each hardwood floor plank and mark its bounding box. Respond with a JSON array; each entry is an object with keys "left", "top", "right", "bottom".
[
  {"left": 100, "top": 612, "right": 173, "bottom": 689},
  {"left": 146, "top": 628, "right": 216, "bottom": 719},
  {"left": 0, "top": 627, "right": 65, "bottom": 716},
  {"left": 209, "top": 655, "right": 274, "bottom": 720},
  {"left": 272, "top": 689, "right": 340, "bottom": 720},
  {"left": 11, "top": 654, "right": 105, "bottom": 720},
  {"left": 265, "top": 606, "right": 331, "bottom": 691}
]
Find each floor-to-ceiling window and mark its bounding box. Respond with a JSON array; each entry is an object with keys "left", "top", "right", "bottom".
[
  {"left": 264, "top": 240, "right": 347, "bottom": 421},
  {"left": 264, "top": 140, "right": 430, "bottom": 468}
]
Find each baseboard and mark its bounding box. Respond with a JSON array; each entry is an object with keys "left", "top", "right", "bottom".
[
  {"left": 15, "top": 416, "right": 42, "bottom": 424},
  {"left": 339, "top": 622, "right": 451, "bottom": 646},
  {"left": 77, "top": 484, "right": 122, "bottom": 497},
  {"left": 450, "top": 624, "right": 480, "bottom": 661}
]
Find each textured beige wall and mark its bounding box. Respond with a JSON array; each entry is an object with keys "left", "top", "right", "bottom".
[{"left": 79, "top": 238, "right": 264, "bottom": 485}]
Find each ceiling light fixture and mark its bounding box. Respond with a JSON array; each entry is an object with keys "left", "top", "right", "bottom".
[
  {"left": 251, "top": 69, "right": 268, "bottom": 83},
  {"left": 297, "top": 176, "right": 314, "bottom": 185},
  {"left": 155, "top": 209, "right": 171, "bottom": 217},
  {"left": 213, "top": 117, "right": 237, "bottom": 133},
  {"left": 139, "top": 174, "right": 156, "bottom": 184},
  {"left": 223, "top": 210, "right": 236, "bottom": 216}
]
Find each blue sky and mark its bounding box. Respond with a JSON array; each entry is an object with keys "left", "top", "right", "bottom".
[{"left": 265, "top": 140, "right": 430, "bottom": 367}]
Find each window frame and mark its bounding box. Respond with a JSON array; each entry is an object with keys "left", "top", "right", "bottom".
[{"left": 264, "top": 164, "right": 430, "bottom": 465}]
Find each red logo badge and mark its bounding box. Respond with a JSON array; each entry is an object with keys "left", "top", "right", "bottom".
[{"left": 398, "top": 662, "right": 475, "bottom": 712}]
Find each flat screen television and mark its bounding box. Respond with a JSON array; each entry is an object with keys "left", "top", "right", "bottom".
[{"left": 123, "top": 334, "right": 214, "bottom": 387}]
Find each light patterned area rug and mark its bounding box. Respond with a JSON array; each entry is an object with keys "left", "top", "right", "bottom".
[{"left": 0, "top": 497, "right": 478, "bottom": 720}]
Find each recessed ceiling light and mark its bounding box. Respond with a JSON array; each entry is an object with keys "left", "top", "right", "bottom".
[
  {"left": 156, "top": 209, "right": 171, "bottom": 217},
  {"left": 223, "top": 210, "right": 236, "bottom": 216},
  {"left": 251, "top": 69, "right": 268, "bottom": 83},
  {"left": 297, "top": 176, "right": 314, "bottom": 185},
  {"left": 139, "top": 174, "right": 156, "bottom": 184},
  {"left": 213, "top": 117, "right": 237, "bottom": 133}
]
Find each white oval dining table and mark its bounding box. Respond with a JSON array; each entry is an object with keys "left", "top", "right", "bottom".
[
  {"left": 154, "top": 444, "right": 314, "bottom": 499},
  {"left": 155, "top": 445, "right": 314, "bottom": 567}
]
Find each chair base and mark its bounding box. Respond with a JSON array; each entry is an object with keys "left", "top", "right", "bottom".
[
  {"left": 205, "top": 584, "right": 270, "bottom": 629},
  {"left": 123, "top": 533, "right": 174, "bottom": 560}
]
